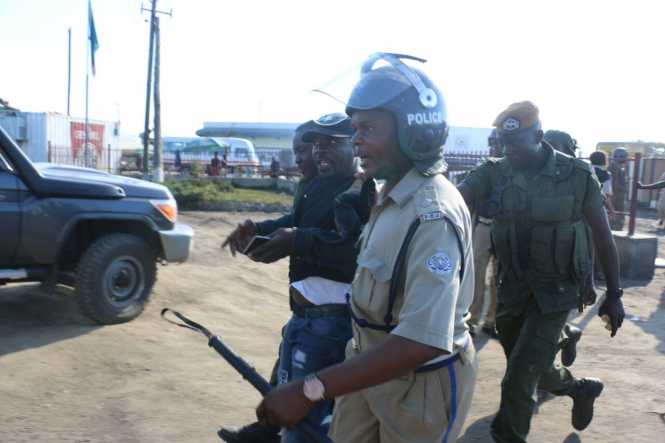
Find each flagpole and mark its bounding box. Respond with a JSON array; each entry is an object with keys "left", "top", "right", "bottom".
[
  {"left": 67, "top": 27, "right": 72, "bottom": 116},
  {"left": 84, "top": 1, "right": 90, "bottom": 168}
]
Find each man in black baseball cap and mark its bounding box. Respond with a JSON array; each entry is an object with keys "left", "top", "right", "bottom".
[
  {"left": 301, "top": 112, "right": 354, "bottom": 178},
  {"left": 223, "top": 112, "right": 360, "bottom": 443}
]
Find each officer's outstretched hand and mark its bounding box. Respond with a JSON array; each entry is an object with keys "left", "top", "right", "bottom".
[
  {"left": 222, "top": 219, "right": 256, "bottom": 256},
  {"left": 598, "top": 295, "right": 625, "bottom": 337},
  {"left": 256, "top": 380, "right": 313, "bottom": 429}
]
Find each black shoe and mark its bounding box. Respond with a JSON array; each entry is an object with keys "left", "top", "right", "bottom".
[
  {"left": 218, "top": 422, "right": 280, "bottom": 443},
  {"left": 561, "top": 324, "right": 582, "bottom": 367},
  {"left": 570, "top": 378, "right": 604, "bottom": 431},
  {"left": 482, "top": 325, "right": 499, "bottom": 339}
]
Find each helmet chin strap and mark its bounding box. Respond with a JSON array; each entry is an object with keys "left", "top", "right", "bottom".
[{"left": 362, "top": 53, "right": 438, "bottom": 109}]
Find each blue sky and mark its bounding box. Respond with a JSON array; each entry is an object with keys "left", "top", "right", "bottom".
[{"left": 1, "top": 0, "right": 664, "bottom": 152}]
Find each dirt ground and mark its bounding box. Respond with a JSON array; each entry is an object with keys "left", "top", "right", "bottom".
[{"left": 1, "top": 211, "right": 664, "bottom": 443}]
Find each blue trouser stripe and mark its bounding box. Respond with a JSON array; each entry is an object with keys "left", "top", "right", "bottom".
[{"left": 441, "top": 363, "right": 458, "bottom": 443}]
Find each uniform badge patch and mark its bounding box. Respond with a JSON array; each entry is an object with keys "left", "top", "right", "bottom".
[{"left": 427, "top": 252, "right": 453, "bottom": 275}]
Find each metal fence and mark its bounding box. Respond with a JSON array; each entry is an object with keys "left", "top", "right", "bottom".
[
  {"left": 48, "top": 143, "right": 124, "bottom": 174},
  {"left": 443, "top": 150, "right": 488, "bottom": 184}
]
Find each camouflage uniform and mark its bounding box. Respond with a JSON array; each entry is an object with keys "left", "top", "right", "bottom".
[{"left": 462, "top": 143, "right": 604, "bottom": 443}]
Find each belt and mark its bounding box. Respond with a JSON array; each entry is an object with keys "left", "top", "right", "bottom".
[
  {"left": 415, "top": 354, "right": 461, "bottom": 373},
  {"left": 291, "top": 303, "right": 349, "bottom": 319},
  {"left": 415, "top": 334, "right": 471, "bottom": 374}
]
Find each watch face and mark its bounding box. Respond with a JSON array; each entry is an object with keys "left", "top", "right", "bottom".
[{"left": 303, "top": 376, "right": 325, "bottom": 401}]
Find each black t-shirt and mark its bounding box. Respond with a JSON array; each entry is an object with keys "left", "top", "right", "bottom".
[{"left": 593, "top": 166, "right": 610, "bottom": 184}]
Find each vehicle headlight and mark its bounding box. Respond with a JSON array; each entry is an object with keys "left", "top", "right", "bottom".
[{"left": 151, "top": 197, "right": 178, "bottom": 223}]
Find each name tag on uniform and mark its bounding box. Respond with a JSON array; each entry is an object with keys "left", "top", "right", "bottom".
[{"left": 420, "top": 210, "right": 445, "bottom": 222}]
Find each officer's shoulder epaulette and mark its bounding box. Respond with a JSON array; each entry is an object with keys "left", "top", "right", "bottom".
[
  {"left": 468, "top": 157, "right": 504, "bottom": 178},
  {"left": 414, "top": 182, "right": 447, "bottom": 223},
  {"left": 483, "top": 157, "right": 512, "bottom": 174}
]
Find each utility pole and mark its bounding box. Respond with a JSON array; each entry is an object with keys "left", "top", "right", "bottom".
[
  {"left": 142, "top": 0, "right": 158, "bottom": 179},
  {"left": 141, "top": 1, "right": 172, "bottom": 181},
  {"left": 152, "top": 16, "right": 163, "bottom": 183}
]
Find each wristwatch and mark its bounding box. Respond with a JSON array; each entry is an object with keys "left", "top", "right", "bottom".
[{"left": 303, "top": 373, "right": 326, "bottom": 402}]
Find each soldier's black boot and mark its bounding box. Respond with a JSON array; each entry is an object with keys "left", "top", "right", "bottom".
[
  {"left": 218, "top": 422, "right": 280, "bottom": 443},
  {"left": 570, "top": 378, "right": 604, "bottom": 431},
  {"left": 561, "top": 324, "right": 582, "bottom": 367}
]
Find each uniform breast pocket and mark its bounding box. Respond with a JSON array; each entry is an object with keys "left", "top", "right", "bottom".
[
  {"left": 531, "top": 196, "right": 575, "bottom": 222},
  {"left": 354, "top": 253, "right": 393, "bottom": 318}
]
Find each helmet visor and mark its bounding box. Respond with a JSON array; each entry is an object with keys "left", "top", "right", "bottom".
[{"left": 309, "top": 53, "right": 435, "bottom": 115}]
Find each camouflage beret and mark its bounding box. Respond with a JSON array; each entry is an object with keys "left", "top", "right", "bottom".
[{"left": 493, "top": 101, "right": 540, "bottom": 133}]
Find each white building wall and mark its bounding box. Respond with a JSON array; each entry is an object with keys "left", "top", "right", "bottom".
[{"left": 444, "top": 126, "right": 493, "bottom": 154}]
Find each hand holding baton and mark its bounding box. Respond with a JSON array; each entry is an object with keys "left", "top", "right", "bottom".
[{"left": 161, "top": 308, "right": 334, "bottom": 443}]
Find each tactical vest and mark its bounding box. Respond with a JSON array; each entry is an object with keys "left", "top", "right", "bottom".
[
  {"left": 488, "top": 151, "right": 592, "bottom": 290},
  {"left": 609, "top": 163, "right": 627, "bottom": 195}
]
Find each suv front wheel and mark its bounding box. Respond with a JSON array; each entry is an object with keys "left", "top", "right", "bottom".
[{"left": 77, "top": 234, "right": 157, "bottom": 324}]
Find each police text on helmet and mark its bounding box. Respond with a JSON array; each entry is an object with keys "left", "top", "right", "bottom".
[{"left": 407, "top": 111, "right": 445, "bottom": 127}]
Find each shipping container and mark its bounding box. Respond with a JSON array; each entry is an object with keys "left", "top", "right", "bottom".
[{"left": 0, "top": 110, "right": 122, "bottom": 173}]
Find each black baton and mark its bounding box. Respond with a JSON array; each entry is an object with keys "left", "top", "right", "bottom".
[{"left": 161, "top": 308, "right": 334, "bottom": 443}]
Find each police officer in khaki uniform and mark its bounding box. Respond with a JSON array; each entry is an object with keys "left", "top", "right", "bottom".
[
  {"left": 468, "top": 129, "right": 502, "bottom": 338},
  {"left": 256, "top": 53, "right": 477, "bottom": 443},
  {"left": 459, "top": 102, "right": 625, "bottom": 443}
]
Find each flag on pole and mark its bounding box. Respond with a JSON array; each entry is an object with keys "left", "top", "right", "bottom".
[{"left": 88, "top": 0, "right": 99, "bottom": 75}]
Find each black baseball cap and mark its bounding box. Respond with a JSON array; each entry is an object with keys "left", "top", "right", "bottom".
[{"left": 301, "top": 112, "right": 353, "bottom": 142}]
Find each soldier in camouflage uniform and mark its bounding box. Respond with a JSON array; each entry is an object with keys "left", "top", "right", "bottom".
[{"left": 458, "top": 102, "right": 625, "bottom": 443}]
